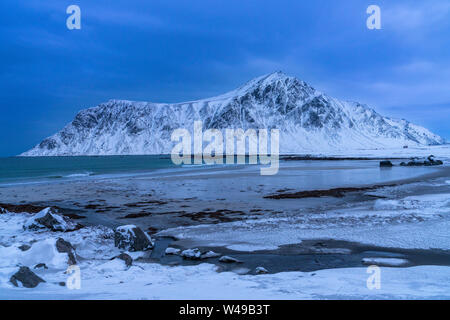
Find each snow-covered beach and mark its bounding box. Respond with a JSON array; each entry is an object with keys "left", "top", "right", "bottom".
[{"left": 1, "top": 146, "right": 450, "bottom": 299}]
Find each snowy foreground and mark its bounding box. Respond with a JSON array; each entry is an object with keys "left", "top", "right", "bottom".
[{"left": 1, "top": 209, "right": 450, "bottom": 300}]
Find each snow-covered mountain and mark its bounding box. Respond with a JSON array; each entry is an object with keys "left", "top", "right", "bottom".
[{"left": 22, "top": 72, "right": 445, "bottom": 156}]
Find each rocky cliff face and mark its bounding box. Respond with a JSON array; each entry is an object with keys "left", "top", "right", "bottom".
[{"left": 22, "top": 72, "right": 445, "bottom": 156}]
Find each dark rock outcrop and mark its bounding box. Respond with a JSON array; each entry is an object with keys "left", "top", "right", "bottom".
[
  {"left": 264, "top": 185, "right": 396, "bottom": 199},
  {"left": 56, "top": 238, "right": 77, "bottom": 265},
  {"left": 24, "top": 207, "right": 83, "bottom": 232},
  {"left": 0, "top": 203, "right": 46, "bottom": 214},
  {"left": 10, "top": 267, "right": 45, "bottom": 288},
  {"left": 400, "top": 155, "right": 444, "bottom": 167},
  {"left": 380, "top": 160, "right": 393, "bottom": 167},
  {"left": 114, "top": 253, "right": 133, "bottom": 267},
  {"left": 18, "top": 244, "right": 31, "bottom": 252},
  {"left": 114, "top": 225, "right": 154, "bottom": 252}
]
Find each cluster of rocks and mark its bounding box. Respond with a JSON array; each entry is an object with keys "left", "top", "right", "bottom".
[
  {"left": 165, "top": 247, "right": 269, "bottom": 274},
  {"left": 400, "top": 155, "right": 444, "bottom": 167},
  {"left": 7, "top": 207, "right": 272, "bottom": 289},
  {"left": 9, "top": 236, "right": 78, "bottom": 288},
  {"left": 178, "top": 248, "right": 221, "bottom": 260},
  {"left": 166, "top": 247, "right": 243, "bottom": 263},
  {"left": 8, "top": 211, "right": 155, "bottom": 288},
  {"left": 8, "top": 208, "right": 83, "bottom": 288},
  {"left": 380, "top": 155, "right": 444, "bottom": 168}
]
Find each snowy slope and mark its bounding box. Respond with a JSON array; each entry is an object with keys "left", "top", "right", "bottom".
[{"left": 22, "top": 72, "right": 445, "bottom": 156}]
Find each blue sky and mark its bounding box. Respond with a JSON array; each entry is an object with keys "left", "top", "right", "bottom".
[{"left": 0, "top": 0, "right": 449, "bottom": 156}]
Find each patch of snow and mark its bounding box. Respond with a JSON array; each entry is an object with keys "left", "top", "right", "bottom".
[
  {"left": 201, "top": 251, "right": 220, "bottom": 259},
  {"left": 1, "top": 262, "right": 449, "bottom": 299},
  {"left": 0, "top": 238, "right": 69, "bottom": 269},
  {"left": 165, "top": 247, "right": 181, "bottom": 255},
  {"left": 226, "top": 244, "right": 281, "bottom": 252},
  {"left": 180, "top": 248, "right": 201, "bottom": 260},
  {"left": 373, "top": 199, "right": 403, "bottom": 210},
  {"left": 93, "top": 259, "right": 130, "bottom": 273},
  {"left": 362, "top": 258, "right": 409, "bottom": 267},
  {"left": 255, "top": 267, "right": 269, "bottom": 274},
  {"left": 219, "top": 256, "right": 242, "bottom": 263}
]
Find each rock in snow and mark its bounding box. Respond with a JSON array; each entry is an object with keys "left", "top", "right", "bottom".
[
  {"left": 114, "top": 225, "right": 154, "bottom": 252},
  {"left": 23, "top": 207, "right": 81, "bottom": 232},
  {"left": 400, "top": 155, "right": 444, "bottom": 167},
  {"left": 219, "top": 256, "right": 242, "bottom": 263},
  {"left": 55, "top": 238, "right": 77, "bottom": 265},
  {"left": 165, "top": 247, "right": 181, "bottom": 255},
  {"left": 201, "top": 251, "right": 221, "bottom": 259},
  {"left": 21, "top": 72, "right": 445, "bottom": 156},
  {"left": 255, "top": 267, "right": 269, "bottom": 274},
  {"left": 379, "top": 160, "right": 393, "bottom": 167},
  {"left": 180, "top": 248, "right": 202, "bottom": 260},
  {"left": 362, "top": 257, "right": 409, "bottom": 267},
  {"left": 114, "top": 253, "right": 133, "bottom": 268},
  {"left": 10, "top": 266, "right": 45, "bottom": 288},
  {"left": 18, "top": 244, "right": 31, "bottom": 252}
]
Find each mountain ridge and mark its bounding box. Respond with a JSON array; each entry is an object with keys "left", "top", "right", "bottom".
[{"left": 22, "top": 72, "right": 445, "bottom": 156}]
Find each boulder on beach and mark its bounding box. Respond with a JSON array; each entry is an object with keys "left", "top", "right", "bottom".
[
  {"left": 201, "top": 251, "right": 221, "bottom": 259},
  {"left": 165, "top": 247, "right": 181, "bottom": 255},
  {"left": 379, "top": 160, "right": 393, "bottom": 167},
  {"left": 219, "top": 256, "right": 242, "bottom": 263},
  {"left": 180, "top": 248, "right": 202, "bottom": 260},
  {"left": 255, "top": 267, "right": 268, "bottom": 274},
  {"left": 114, "top": 225, "right": 154, "bottom": 252},
  {"left": 56, "top": 238, "right": 77, "bottom": 265},
  {"left": 10, "top": 266, "right": 45, "bottom": 288},
  {"left": 18, "top": 244, "right": 31, "bottom": 252},
  {"left": 23, "top": 207, "right": 82, "bottom": 232},
  {"left": 114, "top": 253, "right": 133, "bottom": 267}
]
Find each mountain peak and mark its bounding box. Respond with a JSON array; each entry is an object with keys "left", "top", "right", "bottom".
[
  {"left": 231, "top": 71, "right": 307, "bottom": 96},
  {"left": 21, "top": 73, "right": 444, "bottom": 156}
]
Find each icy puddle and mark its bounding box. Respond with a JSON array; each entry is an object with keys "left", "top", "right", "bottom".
[{"left": 148, "top": 238, "right": 450, "bottom": 275}]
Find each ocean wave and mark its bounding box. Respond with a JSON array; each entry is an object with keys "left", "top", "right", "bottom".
[{"left": 65, "top": 172, "right": 94, "bottom": 178}]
